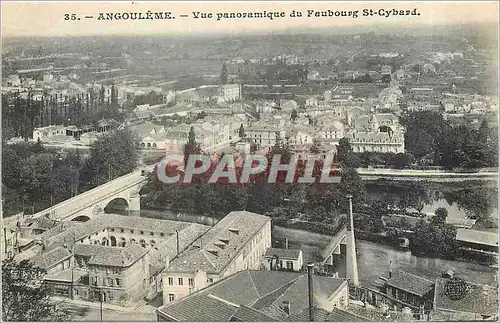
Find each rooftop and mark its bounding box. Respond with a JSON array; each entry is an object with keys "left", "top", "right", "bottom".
[
  {"left": 264, "top": 248, "right": 302, "bottom": 260},
  {"left": 456, "top": 228, "right": 499, "bottom": 247},
  {"left": 386, "top": 270, "right": 435, "bottom": 297},
  {"left": 157, "top": 270, "right": 348, "bottom": 322},
  {"left": 434, "top": 278, "right": 498, "bottom": 316},
  {"left": 167, "top": 211, "right": 270, "bottom": 274}
]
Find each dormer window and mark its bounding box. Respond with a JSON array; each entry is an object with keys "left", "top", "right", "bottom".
[
  {"left": 229, "top": 228, "right": 239, "bottom": 235},
  {"left": 207, "top": 249, "right": 219, "bottom": 257}
]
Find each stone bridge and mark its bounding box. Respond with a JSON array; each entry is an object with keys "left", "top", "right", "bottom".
[{"left": 30, "top": 165, "right": 155, "bottom": 222}]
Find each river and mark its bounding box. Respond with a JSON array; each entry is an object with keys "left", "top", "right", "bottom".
[
  {"left": 139, "top": 209, "right": 497, "bottom": 287},
  {"left": 273, "top": 226, "right": 497, "bottom": 287}
]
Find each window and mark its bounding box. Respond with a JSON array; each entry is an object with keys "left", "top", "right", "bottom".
[
  {"left": 150, "top": 232, "right": 154, "bottom": 236},
  {"left": 120, "top": 229, "right": 124, "bottom": 233},
  {"left": 115, "top": 278, "right": 121, "bottom": 286},
  {"left": 178, "top": 278, "right": 183, "bottom": 286},
  {"left": 140, "top": 231, "right": 144, "bottom": 235},
  {"left": 110, "top": 228, "right": 114, "bottom": 232},
  {"left": 168, "top": 293, "right": 175, "bottom": 302},
  {"left": 160, "top": 233, "right": 165, "bottom": 237},
  {"left": 188, "top": 278, "right": 194, "bottom": 287},
  {"left": 168, "top": 277, "right": 173, "bottom": 286},
  {"left": 207, "top": 278, "right": 214, "bottom": 283},
  {"left": 286, "top": 261, "right": 293, "bottom": 270}
]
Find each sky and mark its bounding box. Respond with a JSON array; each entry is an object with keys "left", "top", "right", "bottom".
[{"left": 1, "top": 1, "right": 499, "bottom": 37}]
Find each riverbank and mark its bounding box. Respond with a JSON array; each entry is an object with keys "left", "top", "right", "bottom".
[
  {"left": 272, "top": 226, "right": 497, "bottom": 287},
  {"left": 139, "top": 207, "right": 497, "bottom": 269}
]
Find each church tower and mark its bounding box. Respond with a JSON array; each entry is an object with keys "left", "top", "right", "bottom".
[{"left": 346, "top": 195, "right": 359, "bottom": 286}]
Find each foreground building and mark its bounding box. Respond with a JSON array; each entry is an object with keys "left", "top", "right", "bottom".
[
  {"left": 15, "top": 214, "right": 210, "bottom": 306},
  {"left": 162, "top": 211, "right": 271, "bottom": 304},
  {"left": 156, "top": 270, "right": 353, "bottom": 322}
]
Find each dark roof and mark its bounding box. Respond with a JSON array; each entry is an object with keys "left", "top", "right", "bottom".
[
  {"left": 231, "top": 305, "right": 279, "bottom": 322},
  {"left": 386, "top": 270, "right": 434, "bottom": 297},
  {"left": 30, "top": 217, "right": 58, "bottom": 231},
  {"left": 157, "top": 270, "right": 348, "bottom": 322},
  {"left": 168, "top": 211, "right": 271, "bottom": 274},
  {"left": 264, "top": 248, "right": 302, "bottom": 260},
  {"left": 159, "top": 294, "right": 238, "bottom": 322},
  {"left": 434, "top": 278, "right": 498, "bottom": 316},
  {"left": 30, "top": 246, "right": 71, "bottom": 270},
  {"left": 326, "top": 308, "right": 371, "bottom": 322},
  {"left": 288, "top": 307, "right": 330, "bottom": 322},
  {"left": 75, "top": 243, "right": 148, "bottom": 267}
]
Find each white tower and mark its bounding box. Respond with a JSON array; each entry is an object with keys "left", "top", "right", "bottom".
[{"left": 346, "top": 194, "right": 359, "bottom": 286}]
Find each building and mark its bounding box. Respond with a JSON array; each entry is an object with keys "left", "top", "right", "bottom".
[
  {"left": 162, "top": 211, "right": 272, "bottom": 304},
  {"left": 14, "top": 214, "right": 210, "bottom": 306},
  {"left": 384, "top": 270, "right": 435, "bottom": 310},
  {"left": 156, "top": 270, "right": 351, "bottom": 322},
  {"left": 432, "top": 277, "right": 498, "bottom": 321},
  {"left": 32, "top": 125, "right": 67, "bottom": 142},
  {"left": 263, "top": 248, "right": 303, "bottom": 272},
  {"left": 456, "top": 228, "right": 499, "bottom": 254},
  {"left": 218, "top": 84, "right": 241, "bottom": 102},
  {"left": 246, "top": 123, "right": 287, "bottom": 148},
  {"left": 164, "top": 120, "right": 232, "bottom": 155},
  {"left": 130, "top": 122, "right": 167, "bottom": 150}
]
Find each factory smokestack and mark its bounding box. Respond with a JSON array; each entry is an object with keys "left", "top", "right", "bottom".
[
  {"left": 346, "top": 195, "right": 359, "bottom": 286},
  {"left": 307, "top": 263, "right": 314, "bottom": 322}
]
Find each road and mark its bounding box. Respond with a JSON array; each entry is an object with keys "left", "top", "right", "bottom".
[{"left": 59, "top": 301, "right": 157, "bottom": 321}]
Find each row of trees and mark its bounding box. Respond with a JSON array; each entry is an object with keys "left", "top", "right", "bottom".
[
  {"left": 2, "top": 129, "right": 139, "bottom": 217},
  {"left": 400, "top": 110, "right": 498, "bottom": 169},
  {"left": 142, "top": 130, "right": 367, "bottom": 227},
  {"left": 2, "top": 87, "right": 123, "bottom": 141}
]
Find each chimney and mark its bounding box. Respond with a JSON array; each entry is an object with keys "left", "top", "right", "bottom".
[
  {"left": 389, "top": 261, "right": 392, "bottom": 279},
  {"left": 282, "top": 301, "right": 290, "bottom": 315},
  {"left": 307, "top": 263, "right": 314, "bottom": 322},
  {"left": 345, "top": 195, "right": 359, "bottom": 286}
]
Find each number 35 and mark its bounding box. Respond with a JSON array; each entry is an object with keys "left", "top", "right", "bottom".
[{"left": 64, "top": 14, "right": 77, "bottom": 20}]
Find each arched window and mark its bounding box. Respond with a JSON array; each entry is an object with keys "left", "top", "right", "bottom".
[
  {"left": 130, "top": 239, "right": 136, "bottom": 244},
  {"left": 120, "top": 238, "right": 126, "bottom": 247},
  {"left": 153, "top": 143, "right": 157, "bottom": 148},
  {"left": 150, "top": 240, "right": 156, "bottom": 247},
  {"left": 140, "top": 239, "right": 146, "bottom": 248}
]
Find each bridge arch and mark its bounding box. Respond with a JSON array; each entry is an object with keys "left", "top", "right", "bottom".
[
  {"left": 72, "top": 215, "right": 91, "bottom": 222},
  {"left": 103, "top": 197, "right": 130, "bottom": 215}
]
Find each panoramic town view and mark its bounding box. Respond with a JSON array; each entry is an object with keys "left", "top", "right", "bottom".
[{"left": 1, "top": 2, "right": 499, "bottom": 322}]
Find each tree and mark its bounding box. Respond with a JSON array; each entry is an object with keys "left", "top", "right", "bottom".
[
  {"left": 238, "top": 124, "right": 245, "bottom": 138},
  {"left": 2, "top": 259, "right": 70, "bottom": 321},
  {"left": 400, "top": 110, "right": 447, "bottom": 163},
  {"left": 220, "top": 63, "right": 228, "bottom": 85},
  {"left": 390, "top": 153, "right": 415, "bottom": 169},
  {"left": 80, "top": 129, "right": 139, "bottom": 189},
  {"left": 310, "top": 139, "right": 321, "bottom": 154},
  {"left": 291, "top": 109, "right": 298, "bottom": 122},
  {"left": 339, "top": 168, "right": 366, "bottom": 210},
  {"left": 337, "top": 137, "right": 352, "bottom": 164},
  {"left": 411, "top": 219, "right": 457, "bottom": 259},
  {"left": 434, "top": 207, "right": 448, "bottom": 224},
  {"left": 398, "top": 181, "right": 431, "bottom": 213}
]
